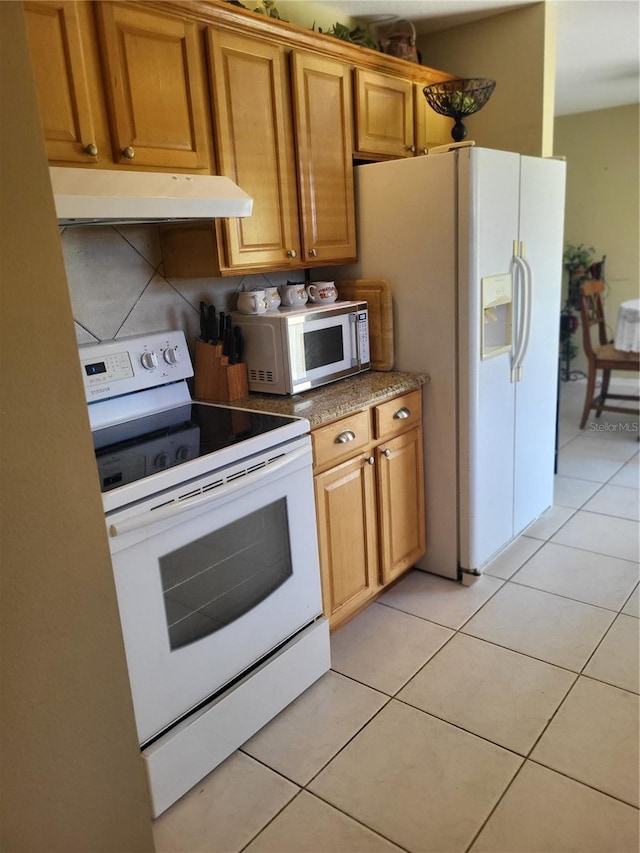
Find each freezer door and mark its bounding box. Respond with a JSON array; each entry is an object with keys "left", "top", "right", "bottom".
[
  {"left": 513, "top": 156, "right": 566, "bottom": 534},
  {"left": 458, "top": 147, "right": 521, "bottom": 572}
]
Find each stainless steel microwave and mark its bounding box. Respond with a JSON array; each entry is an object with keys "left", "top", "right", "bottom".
[{"left": 232, "top": 301, "right": 370, "bottom": 395}]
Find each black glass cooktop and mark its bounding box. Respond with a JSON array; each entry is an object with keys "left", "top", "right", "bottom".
[{"left": 92, "top": 402, "right": 299, "bottom": 493}]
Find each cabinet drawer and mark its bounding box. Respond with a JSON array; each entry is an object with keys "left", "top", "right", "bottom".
[
  {"left": 312, "top": 410, "right": 371, "bottom": 471},
  {"left": 374, "top": 390, "right": 422, "bottom": 441}
]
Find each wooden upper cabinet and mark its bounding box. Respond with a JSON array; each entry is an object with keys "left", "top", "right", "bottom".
[
  {"left": 414, "top": 83, "right": 453, "bottom": 153},
  {"left": 24, "top": 0, "right": 106, "bottom": 164},
  {"left": 95, "top": 4, "right": 211, "bottom": 170},
  {"left": 291, "top": 51, "right": 356, "bottom": 265},
  {"left": 207, "top": 29, "right": 301, "bottom": 271},
  {"left": 355, "top": 68, "right": 415, "bottom": 158}
]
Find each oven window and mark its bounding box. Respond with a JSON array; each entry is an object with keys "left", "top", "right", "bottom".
[
  {"left": 303, "top": 325, "right": 344, "bottom": 370},
  {"left": 160, "top": 499, "right": 293, "bottom": 650}
]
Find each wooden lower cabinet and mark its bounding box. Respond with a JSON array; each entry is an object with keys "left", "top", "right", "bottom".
[
  {"left": 312, "top": 389, "right": 426, "bottom": 629},
  {"left": 377, "top": 426, "right": 426, "bottom": 584},
  {"left": 315, "top": 454, "right": 380, "bottom": 626}
]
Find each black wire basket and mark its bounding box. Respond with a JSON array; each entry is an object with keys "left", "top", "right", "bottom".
[{"left": 423, "top": 78, "right": 496, "bottom": 142}]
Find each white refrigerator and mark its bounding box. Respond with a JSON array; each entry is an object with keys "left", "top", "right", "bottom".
[{"left": 351, "top": 145, "right": 566, "bottom": 580}]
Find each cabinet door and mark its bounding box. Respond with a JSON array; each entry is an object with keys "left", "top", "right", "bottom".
[
  {"left": 291, "top": 51, "right": 356, "bottom": 266},
  {"left": 414, "top": 83, "right": 452, "bottom": 153},
  {"left": 24, "top": 0, "right": 103, "bottom": 164},
  {"left": 377, "top": 426, "right": 426, "bottom": 584},
  {"left": 207, "top": 29, "right": 301, "bottom": 271},
  {"left": 315, "top": 454, "right": 379, "bottom": 627},
  {"left": 96, "top": 4, "right": 210, "bottom": 169},
  {"left": 354, "top": 68, "right": 414, "bottom": 158}
]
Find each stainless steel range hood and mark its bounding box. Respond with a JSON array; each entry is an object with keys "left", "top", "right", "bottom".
[{"left": 50, "top": 167, "right": 253, "bottom": 225}]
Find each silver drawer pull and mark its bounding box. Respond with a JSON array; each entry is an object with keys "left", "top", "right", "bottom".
[
  {"left": 366, "top": 456, "right": 375, "bottom": 465},
  {"left": 393, "top": 407, "right": 410, "bottom": 420},
  {"left": 384, "top": 448, "right": 392, "bottom": 458},
  {"left": 335, "top": 430, "right": 356, "bottom": 444}
]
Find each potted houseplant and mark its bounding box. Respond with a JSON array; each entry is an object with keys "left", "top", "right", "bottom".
[
  {"left": 563, "top": 241, "right": 595, "bottom": 276},
  {"left": 563, "top": 242, "right": 596, "bottom": 308}
]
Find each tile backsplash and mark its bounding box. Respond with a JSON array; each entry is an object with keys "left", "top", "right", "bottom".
[{"left": 61, "top": 224, "right": 301, "bottom": 354}]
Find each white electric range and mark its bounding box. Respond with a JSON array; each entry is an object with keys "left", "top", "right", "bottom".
[{"left": 80, "top": 330, "right": 330, "bottom": 816}]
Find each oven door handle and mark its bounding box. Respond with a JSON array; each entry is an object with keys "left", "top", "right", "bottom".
[{"left": 108, "top": 447, "right": 308, "bottom": 538}]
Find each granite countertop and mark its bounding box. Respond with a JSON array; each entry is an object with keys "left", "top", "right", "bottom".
[{"left": 226, "top": 370, "right": 429, "bottom": 428}]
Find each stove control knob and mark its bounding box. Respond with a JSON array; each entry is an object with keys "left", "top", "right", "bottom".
[
  {"left": 175, "top": 445, "right": 191, "bottom": 463},
  {"left": 163, "top": 346, "right": 180, "bottom": 365},
  {"left": 154, "top": 452, "right": 170, "bottom": 469},
  {"left": 140, "top": 351, "right": 158, "bottom": 370}
]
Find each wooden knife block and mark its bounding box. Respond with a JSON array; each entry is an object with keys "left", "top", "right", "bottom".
[{"left": 194, "top": 340, "right": 248, "bottom": 403}]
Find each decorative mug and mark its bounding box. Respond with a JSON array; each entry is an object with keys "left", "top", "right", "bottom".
[
  {"left": 307, "top": 281, "right": 338, "bottom": 304},
  {"left": 278, "top": 282, "right": 308, "bottom": 308},
  {"left": 257, "top": 286, "right": 281, "bottom": 311},
  {"left": 237, "top": 290, "right": 268, "bottom": 314}
]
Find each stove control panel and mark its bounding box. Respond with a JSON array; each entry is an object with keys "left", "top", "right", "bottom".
[{"left": 79, "top": 330, "right": 194, "bottom": 404}]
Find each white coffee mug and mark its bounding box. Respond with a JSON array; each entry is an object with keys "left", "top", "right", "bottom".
[
  {"left": 307, "top": 281, "right": 338, "bottom": 304},
  {"left": 278, "top": 282, "right": 308, "bottom": 307},
  {"left": 237, "top": 290, "right": 268, "bottom": 314},
  {"left": 259, "top": 286, "right": 281, "bottom": 311}
]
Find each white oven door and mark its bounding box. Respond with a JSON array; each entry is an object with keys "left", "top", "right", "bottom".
[{"left": 106, "top": 437, "right": 322, "bottom": 745}]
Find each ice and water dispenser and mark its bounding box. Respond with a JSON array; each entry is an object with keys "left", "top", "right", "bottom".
[{"left": 481, "top": 273, "right": 512, "bottom": 359}]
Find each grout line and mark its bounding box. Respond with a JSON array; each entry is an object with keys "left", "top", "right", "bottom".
[
  {"left": 507, "top": 576, "right": 636, "bottom": 614},
  {"left": 236, "top": 786, "right": 303, "bottom": 853},
  {"left": 463, "top": 760, "right": 528, "bottom": 853},
  {"left": 525, "top": 534, "right": 639, "bottom": 565},
  {"left": 300, "top": 791, "right": 414, "bottom": 853},
  {"left": 526, "top": 756, "right": 640, "bottom": 811},
  {"left": 300, "top": 697, "right": 394, "bottom": 790},
  {"left": 579, "top": 667, "right": 640, "bottom": 697}
]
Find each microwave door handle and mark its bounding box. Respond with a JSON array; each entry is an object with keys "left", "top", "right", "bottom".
[
  {"left": 109, "top": 447, "right": 309, "bottom": 538},
  {"left": 349, "top": 313, "right": 359, "bottom": 367}
]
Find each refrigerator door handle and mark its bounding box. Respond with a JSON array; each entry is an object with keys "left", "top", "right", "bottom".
[
  {"left": 517, "top": 256, "right": 533, "bottom": 380},
  {"left": 510, "top": 254, "right": 532, "bottom": 382},
  {"left": 510, "top": 254, "right": 526, "bottom": 381},
  {"left": 511, "top": 253, "right": 524, "bottom": 382}
]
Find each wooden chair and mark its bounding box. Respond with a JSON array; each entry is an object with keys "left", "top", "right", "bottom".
[{"left": 578, "top": 280, "right": 640, "bottom": 429}]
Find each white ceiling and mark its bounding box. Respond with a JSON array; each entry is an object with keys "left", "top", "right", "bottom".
[{"left": 318, "top": 0, "right": 640, "bottom": 115}]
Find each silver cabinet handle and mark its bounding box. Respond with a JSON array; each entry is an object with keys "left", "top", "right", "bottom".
[
  {"left": 286, "top": 249, "right": 297, "bottom": 259},
  {"left": 384, "top": 448, "right": 392, "bottom": 458},
  {"left": 405, "top": 144, "right": 416, "bottom": 153},
  {"left": 366, "top": 456, "right": 375, "bottom": 465},
  {"left": 421, "top": 147, "right": 428, "bottom": 155},
  {"left": 393, "top": 407, "right": 410, "bottom": 420},
  {"left": 84, "top": 142, "right": 98, "bottom": 156},
  {"left": 122, "top": 146, "right": 135, "bottom": 159},
  {"left": 335, "top": 430, "right": 356, "bottom": 444},
  {"left": 309, "top": 248, "right": 318, "bottom": 257}
]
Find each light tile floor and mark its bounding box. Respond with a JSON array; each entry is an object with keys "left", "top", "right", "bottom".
[{"left": 154, "top": 379, "right": 639, "bottom": 853}]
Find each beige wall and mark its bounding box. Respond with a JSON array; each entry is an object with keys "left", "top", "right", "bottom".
[
  {"left": 257, "top": 0, "right": 358, "bottom": 33},
  {"left": 555, "top": 104, "right": 639, "bottom": 372},
  {"left": 0, "top": 4, "right": 154, "bottom": 850},
  {"left": 418, "top": 3, "right": 555, "bottom": 156}
]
